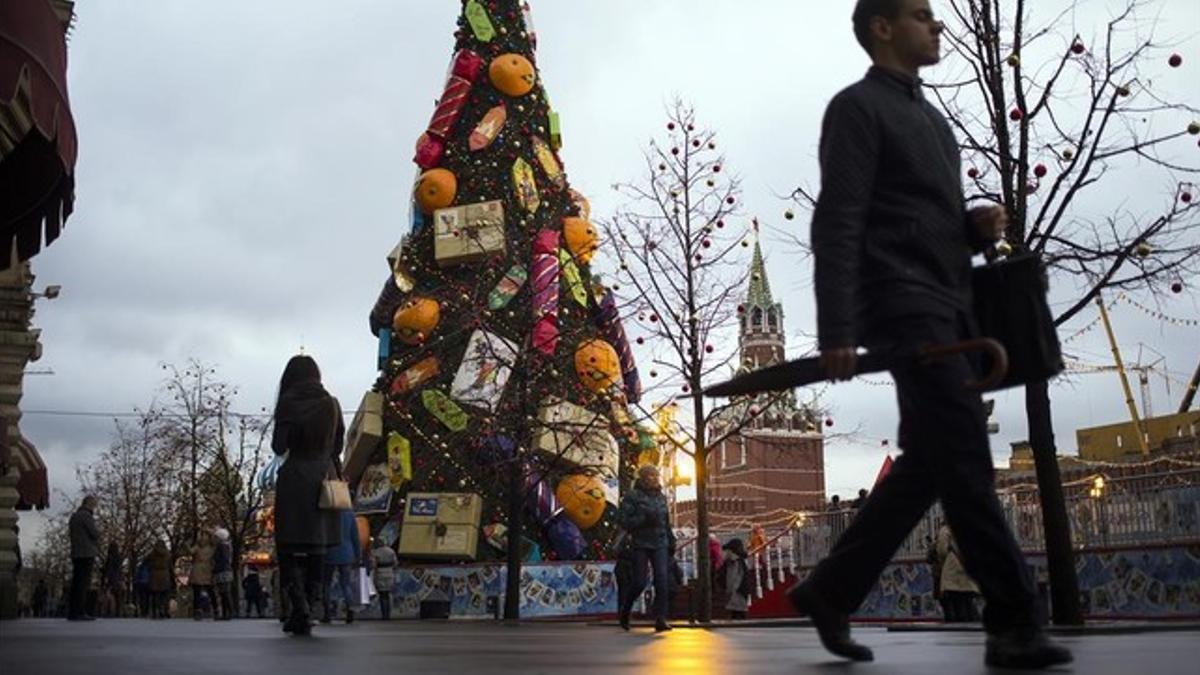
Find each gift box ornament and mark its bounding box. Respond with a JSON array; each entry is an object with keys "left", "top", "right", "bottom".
[
  {"left": 398, "top": 493, "right": 483, "bottom": 561},
  {"left": 511, "top": 157, "right": 540, "bottom": 214},
  {"left": 548, "top": 110, "right": 562, "bottom": 150},
  {"left": 433, "top": 200, "right": 506, "bottom": 267},
  {"left": 558, "top": 249, "right": 588, "bottom": 308},
  {"left": 422, "top": 389, "right": 469, "bottom": 432},
  {"left": 530, "top": 230, "right": 561, "bottom": 356},
  {"left": 386, "top": 432, "right": 412, "bottom": 489},
  {"left": 532, "top": 397, "right": 619, "bottom": 477},
  {"left": 377, "top": 328, "right": 392, "bottom": 371},
  {"left": 591, "top": 286, "right": 641, "bottom": 403},
  {"left": 488, "top": 264, "right": 527, "bottom": 310},
  {"left": 344, "top": 391, "right": 384, "bottom": 484},
  {"left": 450, "top": 329, "right": 518, "bottom": 412},
  {"left": 469, "top": 104, "right": 506, "bottom": 152},
  {"left": 415, "top": 50, "right": 485, "bottom": 168},
  {"left": 523, "top": 469, "right": 563, "bottom": 526},
  {"left": 464, "top": 0, "right": 495, "bottom": 42},
  {"left": 546, "top": 514, "right": 586, "bottom": 560},
  {"left": 389, "top": 356, "right": 440, "bottom": 396},
  {"left": 532, "top": 136, "right": 565, "bottom": 188}
]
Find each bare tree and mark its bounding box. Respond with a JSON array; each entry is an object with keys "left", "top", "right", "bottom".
[
  {"left": 921, "top": 0, "right": 1197, "bottom": 624},
  {"left": 604, "top": 100, "right": 799, "bottom": 622}
]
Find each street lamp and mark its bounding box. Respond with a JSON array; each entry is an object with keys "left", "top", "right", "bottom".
[{"left": 31, "top": 284, "right": 61, "bottom": 300}]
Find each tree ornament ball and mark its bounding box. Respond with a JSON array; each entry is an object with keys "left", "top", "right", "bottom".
[
  {"left": 825, "top": 417, "right": 834, "bottom": 427},
  {"left": 658, "top": 163, "right": 667, "bottom": 171},
  {"left": 649, "top": 370, "right": 658, "bottom": 378},
  {"left": 489, "top": 53, "right": 536, "bottom": 97},
  {"left": 706, "top": 179, "right": 715, "bottom": 188},
  {"left": 705, "top": 344, "right": 714, "bottom": 353},
  {"left": 1188, "top": 122, "right": 1200, "bottom": 135},
  {"left": 996, "top": 240, "right": 1013, "bottom": 256},
  {"left": 636, "top": 336, "right": 645, "bottom": 345},
  {"left": 415, "top": 168, "right": 457, "bottom": 213},
  {"left": 392, "top": 297, "right": 441, "bottom": 345},
  {"left": 1169, "top": 53, "right": 1182, "bottom": 68},
  {"left": 713, "top": 165, "right": 721, "bottom": 173},
  {"left": 667, "top": 122, "right": 676, "bottom": 131},
  {"left": 1006, "top": 54, "right": 1020, "bottom": 67},
  {"left": 563, "top": 217, "right": 600, "bottom": 264},
  {"left": 702, "top": 238, "right": 712, "bottom": 248},
  {"left": 1183, "top": 192, "right": 1194, "bottom": 204},
  {"left": 1172, "top": 281, "right": 1184, "bottom": 294},
  {"left": 671, "top": 147, "right": 680, "bottom": 156},
  {"left": 1116, "top": 86, "right": 1131, "bottom": 97},
  {"left": 1063, "top": 148, "right": 1075, "bottom": 160},
  {"left": 1009, "top": 108, "right": 1023, "bottom": 122},
  {"left": 784, "top": 210, "right": 795, "bottom": 220},
  {"left": 692, "top": 139, "right": 701, "bottom": 148},
  {"left": 574, "top": 338, "right": 621, "bottom": 392},
  {"left": 1033, "top": 163, "right": 1048, "bottom": 178},
  {"left": 555, "top": 474, "right": 606, "bottom": 529},
  {"left": 1136, "top": 242, "right": 1152, "bottom": 258},
  {"left": 726, "top": 196, "right": 736, "bottom": 205},
  {"left": 1071, "top": 42, "right": 1085, "bottom": 55},
  {"left": 741, "top": 240, "right": 749, "bottom": 247},
  {"left": 967, "top": 167, "right": 979, "bottom": 179}
]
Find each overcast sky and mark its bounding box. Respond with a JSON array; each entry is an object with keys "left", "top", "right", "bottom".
[{"left": 17, "top": 0, "right": 1200, "bottom": 550}]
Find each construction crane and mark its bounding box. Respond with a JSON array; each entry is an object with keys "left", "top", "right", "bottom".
[{"left": 1180, "top": 359, "right": 1200, "bottom": 413}]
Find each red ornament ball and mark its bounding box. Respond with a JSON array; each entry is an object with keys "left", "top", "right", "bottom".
[
  {"left": 702, "top": 238, "right": 712, "bottom": 248},
  {"left": 967, "top": 168, "right": 979, "bottom": 179},
  {"left": 716, "top": 219, "right": 725, "bottom": 228},
  {"left": 749, "top": 405, "right": 761, "bottom": 417},
  {"left": 636, "top": 336, "right": 645, "bottom": 345},
  {"left": 726, "top": 196, "right": 735, "bottom": 205},
  {"left": 667, "top": 122, "right": 676, "bottom": 131},
  {"left": 1171, "top": 281, "right": 1184, "bottom": 294},
  {"left": 671, "top": 147, "right": 680, "bottom": 156},
  {"left": 1168, "top": 53, "right": 1182, "bottom": 68},
  {"left": 825, "top": 418, "right": 834, "bottom": 427},
  {"left": 1034, "top": 163, "right": 1048, "bottom": 178},
  {"left": 1182, "top": 192, "right": 1194, "bottom": 204},
  {"left": 649, "top": 370, "right": 658, "bottom": 378},
  {"left": 682, "top": 384, "right": 690, "bottom": 393},
  {"left": 713, "top": 165, "right": 721, "bottom": 173},
  {"left": 1071, "top": 42, "right": 1085, "bottom": 55},
  {"left": 692, "top": 139, "right": 701, "bottom": 148},
  {"left": 736, "top": 304, "right": 745, "bottom": 314},
  {"left": 1010, "top": 108, "right": 1024, "bottom": 121},
  {"left": 705, "top": 344, "right": 714, "bottom": 353}
]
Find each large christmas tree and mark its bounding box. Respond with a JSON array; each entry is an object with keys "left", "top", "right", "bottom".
[{"left": 351, "top": 0, "right": 647, "bottom": 566}]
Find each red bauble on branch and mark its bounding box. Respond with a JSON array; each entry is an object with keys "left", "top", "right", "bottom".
[
  {"left": 1071, "top": 42, "right": 1086, "bottom": 55},
  {"left": 1009, "top": 108, "right": 1024, "bottom": 122},
  {"left": 1034, "top": 164, "right": 1048, "bottom": 178},
  {"left": 1168, "top": 53, "right": 1183, "bottom": 68}
]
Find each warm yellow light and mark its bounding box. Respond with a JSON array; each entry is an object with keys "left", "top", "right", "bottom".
[{"left": 1093, "top": 476, "right": 1105, "bottom": 490}]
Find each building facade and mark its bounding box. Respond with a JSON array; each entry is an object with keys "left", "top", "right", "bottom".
[{"left": 676, "top": 242, "right": 825, "bottom": 532}]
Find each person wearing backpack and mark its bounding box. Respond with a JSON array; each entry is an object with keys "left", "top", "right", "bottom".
[{"left": 719, "top": 538, "right": 752, "bottom": 620}]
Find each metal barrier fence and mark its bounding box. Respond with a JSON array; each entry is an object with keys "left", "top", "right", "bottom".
[{"left": 673, "top": 476, "right": 1200, "bottom": 603}]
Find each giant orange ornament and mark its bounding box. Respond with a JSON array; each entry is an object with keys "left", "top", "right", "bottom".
[
  {"left": 415, "top": 168, "right": 457, "bottom": 213},
  {"left": 562, "top": 217, "right": 599, "bottom": 265},
  {"left": 392, "top": 297, "right": 441, "bottom": 345},
  {"left": 555, "top": 474, "right": 606, "bottom": 530},
  {"left": 489, "top": 53, "right": 536, "bottom": 97},
  {"left": 574, "top": 338, "right": 621, "bottom": 393}
]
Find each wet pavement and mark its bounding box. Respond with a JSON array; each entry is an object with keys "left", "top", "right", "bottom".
[{"left": 2, "top": 617, "right": 1198, "bottom": 674}]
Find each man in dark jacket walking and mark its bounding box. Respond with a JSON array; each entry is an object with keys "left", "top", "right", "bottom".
[
  {"left": 615, "top": 465, "right": 675, "bottom": 633},
  {"left": 787, "top": 0, "right": 1071, "bottom": 670},
  {"left": 67, "top": 495, "right": 100, "bottom": 621}
]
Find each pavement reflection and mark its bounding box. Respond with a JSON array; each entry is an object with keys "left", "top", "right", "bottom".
[{"left": 636, "top": 628, "right": 730, "bottom": 675}]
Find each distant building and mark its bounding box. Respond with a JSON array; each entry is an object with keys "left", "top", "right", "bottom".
[{"left": 675, "top": 242, "right": 825, "bottom": 532}]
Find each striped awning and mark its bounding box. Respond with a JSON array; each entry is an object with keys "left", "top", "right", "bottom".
[
  {"left": 9, "top": 434, "right": 49, "bottom": 510},
  {"left": 0, "top": 0, "right": 77, "bottom": 267}
]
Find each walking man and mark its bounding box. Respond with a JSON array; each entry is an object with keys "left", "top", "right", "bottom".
[
  {"left": 67, "top": 495, "right": 100, "bottom": 621},
  {"left": 788, "top": 0, "right": 1072, "bottom": 669}
]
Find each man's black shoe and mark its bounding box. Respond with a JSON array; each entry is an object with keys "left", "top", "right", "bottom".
[
  {"left": 618, "top": 611, "right": 630, "bottom": 631},
  {"left": 786, "top": 581, "right": 873, "bottom": 662},
  {"left": 654, "top": 621, "right": 673, "bottom": 633},
  {"left": 985, "top": 628, "right": 1073, "bottom": 669}
]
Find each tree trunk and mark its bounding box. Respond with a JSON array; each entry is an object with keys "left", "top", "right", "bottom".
[
  {"left": 1024, "top": 379, "right": 1083, "bottom": 625},
  {"left": 691, "top": 393, "right": 712, "bottom": 623},
  {"left": 503, "top": 453, "right": 523, "bottom": 622}
]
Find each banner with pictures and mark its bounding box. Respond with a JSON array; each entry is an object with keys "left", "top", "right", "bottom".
[
  {"left": 354, "top": 463, "right": 394, "bottom": 514},
  {"left": 377, "top": 561, "right": 618, "bottom": 619}
]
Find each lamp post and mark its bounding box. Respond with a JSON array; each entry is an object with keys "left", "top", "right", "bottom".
[{"left": 1088, "top": 476, "right": 1108, "bottom": 547}]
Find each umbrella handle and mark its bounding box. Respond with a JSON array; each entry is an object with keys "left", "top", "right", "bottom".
[{"left": 918, "top": 338, "right": 1008, "bottom": 391}]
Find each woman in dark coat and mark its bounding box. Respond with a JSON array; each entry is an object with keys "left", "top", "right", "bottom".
[
  {"left": 271, "top": 355, "right": 345, "bottom": 636},
  {"left": 615, "top": 465, "right": 676, "bottom": 633}
]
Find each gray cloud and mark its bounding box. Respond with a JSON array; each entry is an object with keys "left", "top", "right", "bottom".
[{"left": 18, "top": 0, "right": 1199, "bottom": 548}]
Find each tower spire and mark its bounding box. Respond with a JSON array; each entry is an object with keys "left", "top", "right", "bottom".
[{"left": 746, "top": 239, "right": 773, "bottom": 308}]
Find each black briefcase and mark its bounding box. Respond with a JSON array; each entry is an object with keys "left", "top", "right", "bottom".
[{"left": 971, "top": 253, "right": 1063, "bottom": 391}]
